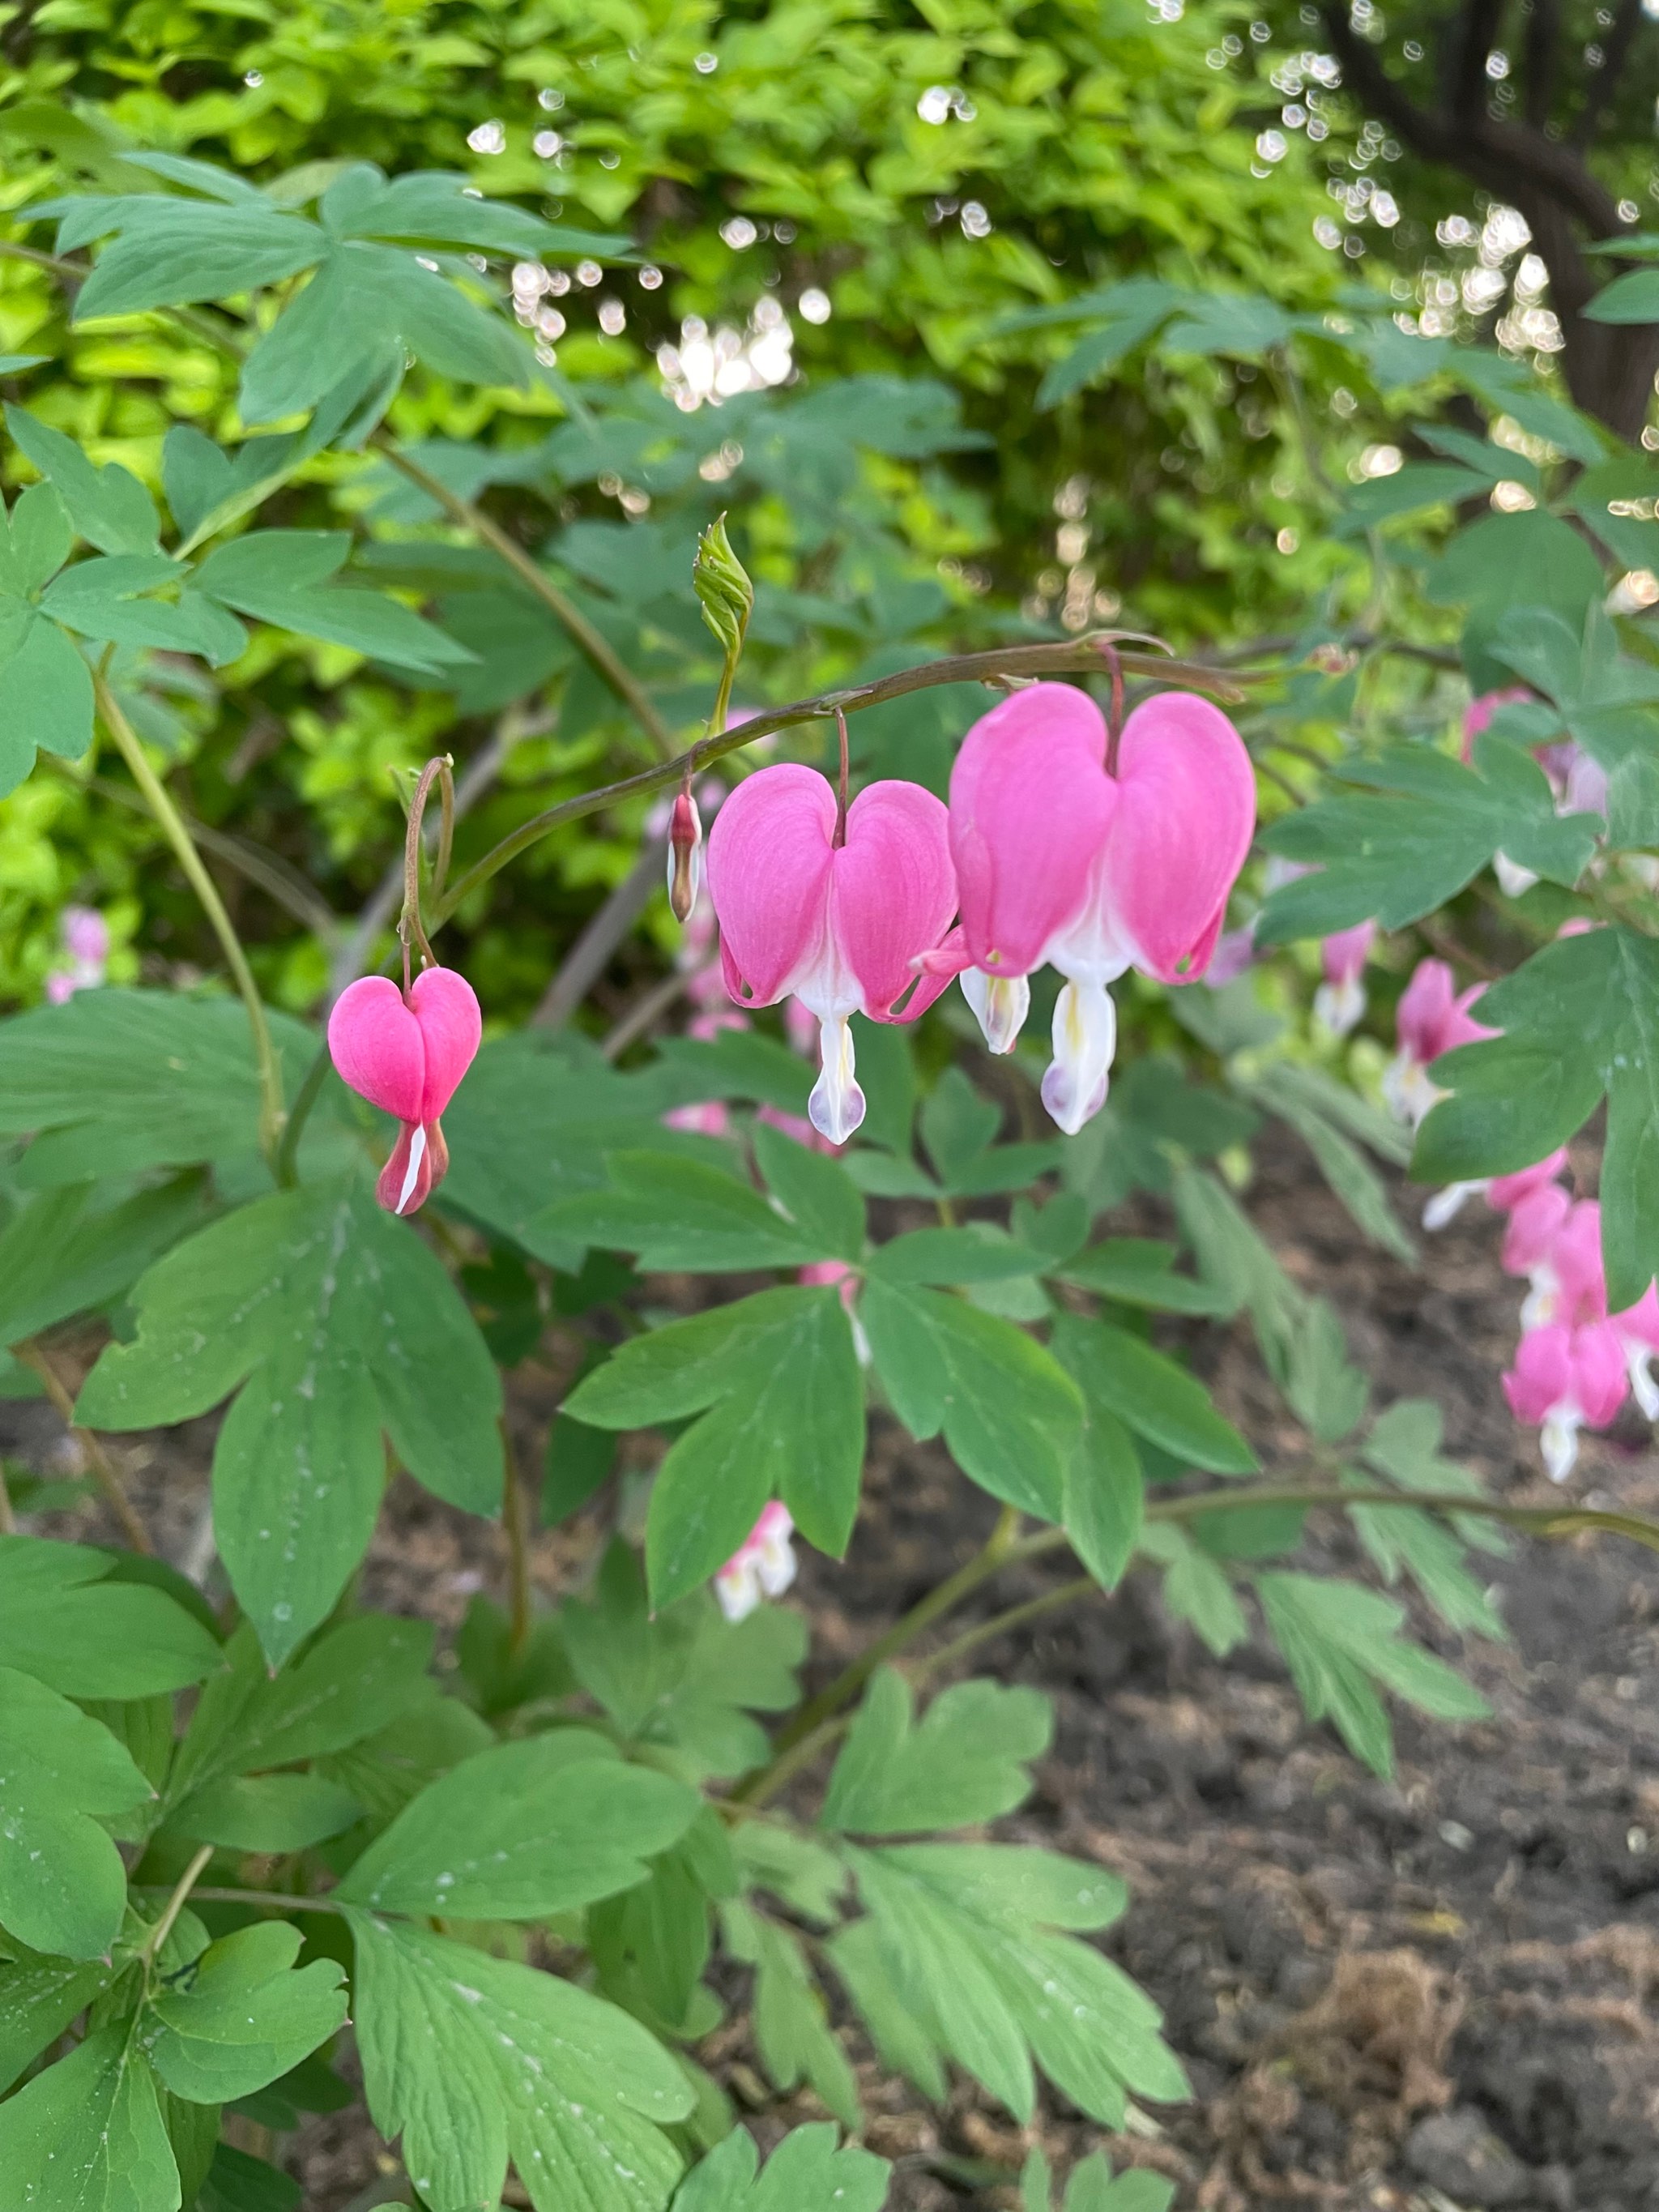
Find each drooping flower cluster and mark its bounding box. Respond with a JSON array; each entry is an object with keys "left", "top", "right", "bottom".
[
  {"left": 702, "top": 685, "right": 1256, "bottom": 1144},
  {"left": 1492, "top": 1166, "right": 1659, "bottom": 1482},
  {"left": 1463, "top": 687, "right": 1608, "bottom": 900}
]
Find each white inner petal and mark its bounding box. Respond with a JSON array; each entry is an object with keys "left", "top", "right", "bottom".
[
  {"left": 1040, "top": 976, "right": 1117, "bottom": 1136},
  {"left": 962, "top": 968, "right": 1030, "bottom": 1054},
  {"left": 396, "top": 1124, "right": 428, "bottom": 1215},
  {"left": 808, "top": 1013, "right": 866, "bottom": 1144}
]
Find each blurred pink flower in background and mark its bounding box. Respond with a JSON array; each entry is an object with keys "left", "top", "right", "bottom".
[
  {"left": 714, "top": 1501, "right": 797, "bottom": 1621},
  {"left": 45, "top": 906, "right": 109, "bottom": 1005}
]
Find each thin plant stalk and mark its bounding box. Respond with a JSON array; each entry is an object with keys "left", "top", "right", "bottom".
[
  {"left": 94, "top": 671, "right": 286, "bottom": 1172},
  {"left": 15, "top": 1338, "right": 153, "bottom": 1554},
  {"left": 141, "top": 1845, "right": 214, "bottom": 1965},
  {"left": 373, "top": 441, "right": 679, "bottom": 762}
]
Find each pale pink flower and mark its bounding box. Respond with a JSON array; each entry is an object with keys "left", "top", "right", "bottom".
[
  {"left": 46, "top": 904, "right": 110, "bottom": 1003},
  {"left": 1313, "top": 918, "right": 1376, "bottom": 1039},
  {"left": 327, "top": 967, "right": 482, "bottom": 1216},
  {"left": 714, "top": 1501, "right": 797, "bottom": 1622},
  {"left": 1382, "top": 959, "right": 1494, "bottom": 1133},
  {"left": 706, "top": 765, "right": 956, "bottom": 1145}
]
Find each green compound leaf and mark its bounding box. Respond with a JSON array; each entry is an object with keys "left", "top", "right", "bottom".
[
  {"left": 845, "top": 1843, "right": 1184, "bottom": 2129},
  {"left": 1414, "top": 926, "right": 1659, "bottom": 1309},
  {"left": 336, "top": 1731, "right": 698, "bottom": 1919},
  {"left": 1258, "top": 744, "right": 1601, "bottom": 942},
  {"left": 858, "top": 1279, "right": 1081, "bottom": 1517},
  {"left": 1256, "top": 1572, "right": 1491, "bottom": 1779},
  {"left": 545, "top": 1148, "right": 824, "bottom": 1273},
  {"left": 722, "top": 1902, "right": 859, "bottom": 2128},
  {"left": 671, "top": 2123, "right": 890, "bottom": 2212},
  {"left": 3, "top": 404, "right": 160, "bottom": 555},
  {"left": 78, "top": 1181, "right": 502, "bottom": 1663},
  {"left": 0, "top": 2022, "right": 180, "bottom": 2212},
  {"left": 561, "top": 1543, "right": 807, "bottom": 1783},
  {"left": 751, "top": 1120, "right": 865, "bottom": 1262},
  {"left": 820, "top": 1669, "right": 1052, "bottom": 1836},
  {"left": 348, "top": 1913, "right": 693, "bottom": 2212},
  {"left": 1050, "top": 1313, "right": 1255, "bottom": 1475},
  {"left": 0, "top": 1534, "right": 220, "bottom": 1698},
  {"left": 0, "top": 1940, "right": 118, "bottom": 2095},
  {"left": 141, "top": 1923, "right": 348, "bottom": 2105},
  {"left": 568, "top": 1286, "right": 864, "bottom": 1601},
  {"left": 192, "top": 528, "right": 472, "bottom": 673},
  {"left": 0, "top": 1668, "right": 152, "bottom": 1958}
]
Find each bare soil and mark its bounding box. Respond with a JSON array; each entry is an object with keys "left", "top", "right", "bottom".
[{"left": 12, "top": 1135, "right": 1658, "bottom": 2211}]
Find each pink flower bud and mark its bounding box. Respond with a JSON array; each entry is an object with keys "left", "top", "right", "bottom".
[
  {"left": 1383, "top": 959, "right": 1495, "bottom": 1129},
  {"left": 667, "top": 788, "right": 704, "bottom": 924},
  {"left": 327, "top": 966, "right": 482, "bottom": 1217},
  {"left": 1313, "top": 919, "right": 1376, "bottom": 1038},
  {"left": 1461, "top": 687, "right": 1532, "bottom": 758},
  {"left": 706, "top": 765, "right": 956, "bottom": 1146}
]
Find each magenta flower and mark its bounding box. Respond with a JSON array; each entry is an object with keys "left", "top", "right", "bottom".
[
  {"left": 327, "top": 966, "right": 482, "bottom": 1216},
  {"left": 943, "top": 683, "right": 1255, "bottom": 1134},
  {"left": 1461, "top": 686, "right": 1533, "bottom": 753},
  {"left": 714, "top": 1501, "right": 797, "bottom": 1622},
  {"left": 705, "top": 764, "right": 956, "bottom": 1145},
  {"left": 1313, "top": 918, "right": 1376, "bottom": 1040},
  {"left": 1382, "top": 959, "right": 1494, "bottom": 1132},
  {"left": 1503, "top": 1320, "right": 1628, "bottom": 1484},
  {"left": 1486, "top": 1149, "right": 1570, "bottom": 1215}
]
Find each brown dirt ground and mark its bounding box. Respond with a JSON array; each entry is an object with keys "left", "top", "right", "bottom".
[{"left": 11, "top": 1134, "right": 1659, "bottom": 2212}]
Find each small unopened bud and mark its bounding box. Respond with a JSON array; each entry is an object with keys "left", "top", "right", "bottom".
[
  {"left": 667, "top": 788, "right": 703, "bottom": 922},
  {"left": 693, "top": 513, "right": 753, "bottom": 660}
]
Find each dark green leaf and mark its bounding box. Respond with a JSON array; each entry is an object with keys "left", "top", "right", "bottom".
[
  {"left": 3, "top": 404, "right": 160, "bottom": 554},
  {"left": 672, "top": 2122, "right": 890, "bottom": 2212},
  {"left": 0, "top": 1533, "right": 220, "bottom": 1698},
  {"left": 0, "top": 2023, "right": 178, "bottom": 2211},
  {"left": 336, "top": 1731, "right": 698, "bottom": 1918},
  {"left": 752, "top": 1121, "right": 865, "bottom": 1261},
  {"left": 79, "top": 1182, "right": 502, "bottom": 1662},
  {"left": 548, "top": 1150, "right": 821, "bottom": 1272},
  {"left": 859, "top": 1280, "right": 1081, "bottom": 1517},
  {"left": 723, "top": 1903, "right": 859, "bottom": 2127}
]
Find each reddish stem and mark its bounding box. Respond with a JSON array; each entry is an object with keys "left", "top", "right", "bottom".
[
  {"left": 833, "top": 708, "right": 850, "bottom": 848},
  {"left": 1096, "top": 640, "right": 1125, "bottom": 775}
]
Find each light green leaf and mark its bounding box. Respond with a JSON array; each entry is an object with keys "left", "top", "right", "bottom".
[
  {"left": 671, "top": 2122, "right": 890, "bottom": 2212},
  {"left": 3, "top": 404, "right": 160, "bottom": 554},
  {"left": 546, "top": 1150, "right": 821, "bottom": 1273},
  {"left": 723, "top": 1903, "right": 859, "bottom": 2128},
  {"left": 335, "top": 1732, "right": 698, "bottom": 1918},
  {"left": 751, "top": 1121, "right": 864, "bottom": 1261},
  {"left": 1414, "top": 927, "right": 1659, "bottom": 1308},
  {"left": 79, "top": 1182, "right": 502, "bottom": 1663},
  {"left": 1259, "top": 745, "right": 1599, "bottom": 942},
  {"left": 173, "top": 1773, "right": 363, "bottom": 1851},
  {"left": 1050, "top": 1314, "right": 1255, "bottom": 1475},
  {"left": 849, "top": 1844, "right": 1185, "bottom": 2128},
  {"left": 1137, "top": 1524, "right": 1249, "bottom": 1657},
  {"left": 0, "top": 614, "right": 95, "bottom": 792},
  {"left": 0, "top": 2023, "right": 180, "bottom": 2212},
  {"left": 1256, "top": 1572, "right": 1491, "bottom": 1779},
  {"left": 868, "top": 1223, "right": 1050, "bottom": 1286},
  {"left": 0, "top": 1668, "right": 151, "bottom": 1958},
  {"left": 0, "top": 1941, "right": 117, "bottom": 2095},
  {"left": 1584, "top": 267, "right": 1659, "bottom": 323},
  {"left": 348, "top": 1913, "right": 692, "bottom": 2212},
  {"left": 569, "top": 1287, "right": 863, "bottom": 1597},
  {"left": 0, "top": 1177, "right": 205, "bottom": 1348},
  {"left": 0, "top": 481, "right": 71, "bottom": 595},
  {"left": 0, "top": 1534, "right": 220, "bottom": 1698},
  {"left": 1052, "top": 1328, "right": 1144, "bottom": 1591},
  {"left": 821, "top": 1669, "right": 1051, "bottom": 1835},
  {"left": 859, "top": 1279, "right": 1081, "bottom": 1517},
  {"left": 1056, "top": 1237, "right": 1235, "bottom": 1313},
  {"left": 143, "top": 1923, "right": 347, "bottom": 2103}
]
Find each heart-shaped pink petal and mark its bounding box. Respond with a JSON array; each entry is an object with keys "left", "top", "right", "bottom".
[
  {"left": 949, "top": 683, "right": 1114, "bottom": 976},
  {"left": 1101, "top": 692, "right": 1256, "bottom": 984},
  {"left": 833, "top": 779, "right": 955, "bottom": 1018},
  {"left": 407, "top": 965, "right": 482, "bottom": 1121},
  {"left": 327, "top": 975, "right": 425, "bottom": 1123},
  {"left": 706, "top": 764, "right": 836, "bottom": 1006}
]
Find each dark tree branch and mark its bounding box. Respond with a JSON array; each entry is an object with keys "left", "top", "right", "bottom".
[
  {"left": 1445, "top": 0, "right": 1511, "bottom": 126},
  {"left": 1575, "top": 0, "right": 1644, "bottom": 149},
  {"left": 1523, "top": 0, "right": 1561, "bottom": 129},
  {"left": 1317, "top": 0, "right": 1659, "bottom": 440}
]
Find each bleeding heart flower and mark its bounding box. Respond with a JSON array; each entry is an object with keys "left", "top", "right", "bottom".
[
  {"left": 1312, "top": 919, "right": 1375, "bottom": 1040},
  {"left": 327, "top": 966, "right": 482, "bottom": 1216},
  {"left": 1503, "top": 1319, "right": 1628, "bottom": 1483},
  {"left": 940, "top": 682, "right": 1254, "bottom": 1134},
  {"left": 706, "top": 764, "right": 956, "bottom": 1145},
  {"left": 714, "top": 1501, "right": 797, "bottom": 1622},
  {"left": 1383, "top": 959, "right": 1495, "bottom": 1135}
]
